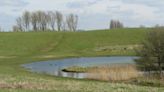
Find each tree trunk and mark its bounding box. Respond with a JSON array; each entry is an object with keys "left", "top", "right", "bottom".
[{"left": 158, "top": 56, "right": 162, "bottom": 79}]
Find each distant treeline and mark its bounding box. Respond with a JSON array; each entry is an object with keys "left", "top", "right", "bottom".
[
  {"left": 0, "top": 11, "right": 164, "bottom": 32},
  {"left": 13, "top": 11, "right": 78, "bottom": 32},
  {"left": 109, "top": 20, "right": 124, "bottom": 29}
]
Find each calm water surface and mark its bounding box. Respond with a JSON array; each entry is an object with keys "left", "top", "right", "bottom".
[{"left": 22, "top": 56, "right": 137, "bottom": 79}]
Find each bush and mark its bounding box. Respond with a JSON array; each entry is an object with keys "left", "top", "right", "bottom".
[{"left": 135, "top": 28, "right": 164, "bottom": 78}]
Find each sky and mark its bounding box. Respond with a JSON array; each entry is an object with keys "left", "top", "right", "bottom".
[{"left": 0, "top": 0, "right": 164, "bottom": 31}]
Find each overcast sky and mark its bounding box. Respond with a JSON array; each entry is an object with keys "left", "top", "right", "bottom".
[{"left": 0, "top": 0, "right": 164, "bottom": 31}]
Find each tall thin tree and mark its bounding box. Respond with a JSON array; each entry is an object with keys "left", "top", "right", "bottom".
[
  {"left": 31, "top": 12, "right": 38, "bottom": 31},
  {"left": 56, "top": 11, "right": 63, "bottom": 31},
  {"left": 22, "top": 11, "right": 31, "bottom": 31},
  {"left": 16, "top": 17, "right": 24, "bottom": 32},
  {"left": 66, "top": 14, "right": 78, "bottom": 32},
  {"left": 47, "top": 11, "right": 56, "bottom": 31}
]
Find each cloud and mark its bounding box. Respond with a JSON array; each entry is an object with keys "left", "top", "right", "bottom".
[
  {"left": 67, "top": 0, "right": 99, "bottom": 8},
  {"left": 0, "top": 13, "right": 16, "bottom": 31},
  {"left": 124, "top": 0, "right": 164, "bottom": 6},
  {"left": 0, "top": 0, "right": 164, "bottom": 31},
  {"left": 0, "top": 0, "right": 28, "bottom": 7},
  {"left": 0, "top": 0, "right": 28, "bottom": 16}
]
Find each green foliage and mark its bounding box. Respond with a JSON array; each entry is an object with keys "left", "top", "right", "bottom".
[{"left": 135, "top": 28, "right": 164, "bottom": 77}]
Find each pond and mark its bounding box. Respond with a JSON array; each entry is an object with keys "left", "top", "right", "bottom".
[{"left": 22, "top": 56, "right": 137, "bottom": 79}]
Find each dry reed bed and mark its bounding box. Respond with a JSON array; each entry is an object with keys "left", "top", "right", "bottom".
[{"left": 87, "top": 64, "right": 140, "bottom": 81}]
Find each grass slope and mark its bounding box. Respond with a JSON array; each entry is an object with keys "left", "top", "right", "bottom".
[
  {"left": 1, "top": 28, "right": 162, "bottom": 92},
  {"left": 0, "top": 28, "right": 147, "bottom": 56}
]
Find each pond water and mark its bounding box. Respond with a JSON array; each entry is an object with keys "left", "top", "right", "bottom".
[{"left": 22, "top": 56, "right": 137, "bottom": 79}]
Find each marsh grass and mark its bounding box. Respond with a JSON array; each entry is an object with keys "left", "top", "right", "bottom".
[{"left": 87, "top": 65, "right": 140, "bottom": 81}]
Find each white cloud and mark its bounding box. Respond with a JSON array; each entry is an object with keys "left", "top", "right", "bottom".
[
  {"left": 0, "top": 0, "right": 164, "bottom": 30},
  {"left": 119, "top": 3, "right": 159, "bottom": 21}
]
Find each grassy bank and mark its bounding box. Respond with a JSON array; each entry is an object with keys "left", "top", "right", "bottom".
[{"left": 0, "top": 28, "right": 163, "bottom": 92}]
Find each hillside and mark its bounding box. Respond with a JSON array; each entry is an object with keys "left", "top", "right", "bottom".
[
  {"left": 1, "top": 28, "right": 163, "bottom": 92},
  {"left": 0, "top": 28, "right": 148, "bottom": 57}
]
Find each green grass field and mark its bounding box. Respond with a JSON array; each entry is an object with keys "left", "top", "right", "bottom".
[
  {"left": 1, "top": 28, "right": 163, "bottom": 92},
  {"left": 0, "top": 28, "right": 147, "bottom": 56}
]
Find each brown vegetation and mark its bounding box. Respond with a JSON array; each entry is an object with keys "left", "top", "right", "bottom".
[{"left": 87, "top": 65, "right": 140, "bottom": 81}]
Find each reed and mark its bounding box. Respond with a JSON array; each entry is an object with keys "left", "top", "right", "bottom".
[{"left": 87, "top": 64, "right": 140, "bottom": 81}]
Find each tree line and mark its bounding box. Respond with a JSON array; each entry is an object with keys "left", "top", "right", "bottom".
[
  {"left": 13, "top": 11, "right": 78, "bottom": 32},
  {"left": 109, "top": 20, "right": 124, "bottom": 29}
]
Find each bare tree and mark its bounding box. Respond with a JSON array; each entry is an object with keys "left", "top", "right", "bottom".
[
  {"left": 16, "top": 17, "right": 24, "bottom": 32},
  {"left": 35, "top": 11, "right": 42, "bottom": 31},
  {"left": 12, "top": 25, "right": 20, "bottom": 32},
  {"left": 110, "top": 20, "right": 114, "bottom": 29},
  {"left": 56, "top": 11, "right": 63, "bottom": 31},
  {"left": 22, "top": 11, "right": 31, "bottom": 31},
  {"left": 140, "top": 25, "right": 146, "bottom": 28},
  {"left": 110, "top": 20, "right": 124, "bottom": 29},
  {"left": 39, "top": 11, "right": 48, "bottom": 31},
  {"left": 35, "top": 11, "right": 50, "bottom": 31},
  {"left": 13, "top": 10, "right": 79, "bottom": 32},
  {"left": 66, "top": 14, "right": 78, "bottom": 32},
  {"left": 31, "top": 12, "right": 38, "bottom": 31},
  {"left": 62, "top": 19, "right": 67, "bottom": 31},
  {"left": 47, "top": 11, "right": 56, "bottom": 31}
]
